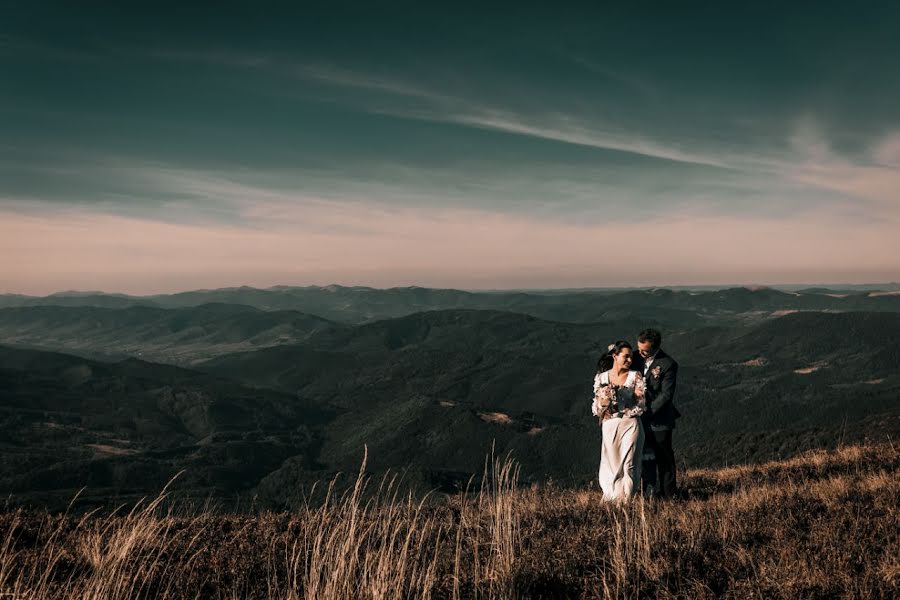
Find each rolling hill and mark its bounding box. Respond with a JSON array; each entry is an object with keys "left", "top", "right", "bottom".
[
  {"left": 1, "top": 287, "right": 898, "bottom": 509},
  {"left": 0, "top": 346, "right": 332, "bottom": 509},
  {"left": 0, "top": 303, "right": 338, "bottom": 364}
]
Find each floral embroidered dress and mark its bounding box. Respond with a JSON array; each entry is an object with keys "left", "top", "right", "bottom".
[{"left": 591, "top": 370, "right": 646, "bottom": 501}]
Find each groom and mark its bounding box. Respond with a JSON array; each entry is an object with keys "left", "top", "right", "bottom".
[{"left": 633, "top": 328, "right": 680, "bottom": 498}]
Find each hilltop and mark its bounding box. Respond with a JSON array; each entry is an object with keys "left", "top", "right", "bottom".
[{"left": 0, "top": 443, "right": 897, "bottom": 598}]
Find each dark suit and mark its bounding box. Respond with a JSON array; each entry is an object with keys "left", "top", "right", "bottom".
[{"left": 633, "top": 349, "right": 680, "bottom": 498}]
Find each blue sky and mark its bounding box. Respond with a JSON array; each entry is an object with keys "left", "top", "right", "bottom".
[{"left": 2, "top": 3, "right": 899, "bottom": 293}]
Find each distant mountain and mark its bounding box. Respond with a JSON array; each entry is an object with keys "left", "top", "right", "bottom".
[
  {"left": 0, "top": 345, "right": 332, "bottom": 509},
  {"left": 0, "top": 303, "right": 339, "bottom": 364},
  {"left": 3, "top": 285, "right": 900, "bottom": 324},
  {"left": 0, "top": 291, "right": 160, "bottom": 309},
  {"left": 785, "top": 282, "right": 900, "bottom": 293}
]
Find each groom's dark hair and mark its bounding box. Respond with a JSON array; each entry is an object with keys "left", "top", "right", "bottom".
[{"left": 638, "top": 328, "right": 662, "bottom": 349}]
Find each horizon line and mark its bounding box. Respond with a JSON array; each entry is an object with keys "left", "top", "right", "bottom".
[{"left": 2, "top": 281, "right": 899, "bottom": 298}]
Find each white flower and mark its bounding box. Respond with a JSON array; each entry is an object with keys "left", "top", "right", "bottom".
[
  {"left": 623, "top": 405, "right": 645, "bottom": 418},
  {"left": 634, "top": 375, "right": 647, "bottom": 397}
]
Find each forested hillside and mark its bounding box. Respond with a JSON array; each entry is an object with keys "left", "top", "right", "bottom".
[{"left": 1, "top": 286, "right": 898, "bottom": 508}]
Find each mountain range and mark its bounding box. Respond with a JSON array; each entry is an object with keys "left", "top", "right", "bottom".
[
  {"left": 3, "top": 285, "right": 900, "bottom": 324},
  {"left": 1, "top": 285, "right": 898, "bottom": 509}
]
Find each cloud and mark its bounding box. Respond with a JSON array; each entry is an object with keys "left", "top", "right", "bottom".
[
  {"left": 789, "top": 115, "right": 834, "bottom": 164},
  {"left": 3, "top": 152, "right": 842, "bottom": 233},
  {"left": 143, "top": 53, "right": 750, "bottom": 170},
  {"left": 285, "top": 64, "right": 744, "bottom": 169},
  {"left": 785, "top": 119, "right": 900, "bottom": 217},
  {"left": 434, "top": 110, "right": 734, "bottom": 168},
  {"left": 4, "top": 51, "right": 898, "bottom": 294},
  {"left": 125, "top": 50, "right": 892, "bottom": 188},
  {"left": 291, "top": 64, "right": 456, "bottom": 106},
  {"left": 872, "top": 132, "right": 900, "bottom": 168},
  {"left": 3, "top": 194, "right": 898, "bottom": 294},
  {"left": 555, "top": 50, "right": 659, "bottom": 99},
  {"left": 791, "top": 164, "right": 900, "bottom": 216}
]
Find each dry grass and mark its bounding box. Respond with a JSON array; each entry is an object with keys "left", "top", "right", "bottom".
[
  {"left": 1, "top": 443, "right": 898, "bottom": 599},
  {"left": 286, "top": 447, "right": 442, "bottom": 599}
]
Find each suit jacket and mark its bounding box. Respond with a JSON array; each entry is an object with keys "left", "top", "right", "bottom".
[{"left": 633, "top": 348, "right": 681, "bottom": 431}]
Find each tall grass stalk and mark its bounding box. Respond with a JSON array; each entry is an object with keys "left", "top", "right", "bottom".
[
  {"left": 0, "top": 443, "right": 896, "bottom": 598},
  {"left": 296, "top": 445, "right": 443, "bottom": 600}
]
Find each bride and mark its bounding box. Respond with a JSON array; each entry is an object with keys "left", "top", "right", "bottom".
[{"left": 591, "top": 340, "right": 647, "bottom": 501}]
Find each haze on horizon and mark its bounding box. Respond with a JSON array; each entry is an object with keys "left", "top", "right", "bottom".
[{"left": 2, "top": 3, "right": 899, "bottom": 296}]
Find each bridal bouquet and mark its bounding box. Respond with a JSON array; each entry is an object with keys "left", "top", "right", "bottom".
[
  {"left": 622, "top": 376, "right": 647, "bottom": 417},
  {"left": 592, "top": 384, "right": 618, "bottom": 418}
]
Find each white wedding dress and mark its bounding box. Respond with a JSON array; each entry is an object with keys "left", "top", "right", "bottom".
[{"left": 592, "top": 370, "right": 645, "bottom": 502}]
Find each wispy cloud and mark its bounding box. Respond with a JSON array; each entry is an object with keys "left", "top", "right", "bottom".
[
  {"left": 551, "top": 49, "right": 660, "bottom": 100},
  {"left": 285, "top": 64, "right": 741, "bottom": 168},
  {"left": 290, "top": 63, "right": 457, "bottom": 106},
  {"left": 139, "top": 51, "right": 754, "bottom": 170},
  {"left": 872, "top": 132, "right": 900, "bottom": 168},
  {"left": 434, "top": 110, "right": 733, "bottom": 168},
  {"left": 137, "top": 50, "right": 885, "bottom": 186},
  {"left": 274, "top": 62, "right": 810, "bottom": 175},
  {"left": 786, "top": 118, "right": 900, "bottom": 218},
  {"left": 2, "top": 152, "right": 844, "bottom": 231}
]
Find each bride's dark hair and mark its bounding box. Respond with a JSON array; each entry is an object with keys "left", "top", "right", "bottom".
[{"left": 597, "top": 340, "right": 632, "bottom": 373}]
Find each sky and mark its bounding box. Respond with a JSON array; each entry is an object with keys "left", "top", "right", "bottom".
[{"left": 2, "top": 2, "right": 899, "bottom": 294}]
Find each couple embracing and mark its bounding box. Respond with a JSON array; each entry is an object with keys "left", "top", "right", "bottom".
[{"left": 591, "top": 328, "right": 680, "bottom": 502}]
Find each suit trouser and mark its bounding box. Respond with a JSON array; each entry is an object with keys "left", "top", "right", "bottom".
[{"left": 641, "top": 428, "right": 677, "bottom": 498}]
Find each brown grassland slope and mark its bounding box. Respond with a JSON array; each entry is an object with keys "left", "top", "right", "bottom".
[{"left": 1, "top": 443, "right": 898, "bottom": 599}]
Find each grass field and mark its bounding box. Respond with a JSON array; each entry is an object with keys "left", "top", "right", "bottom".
[{"left": 2, "top": 443, "right": 898, "bottom": 598}]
